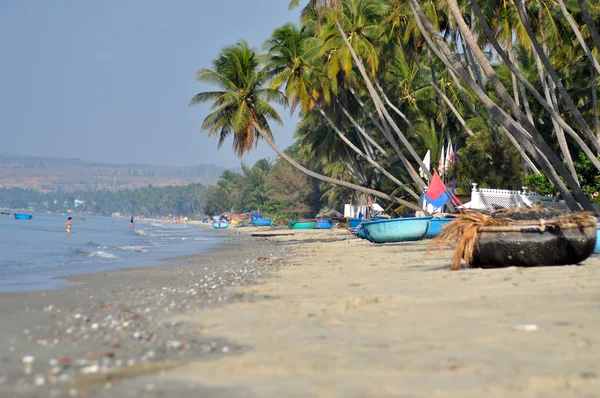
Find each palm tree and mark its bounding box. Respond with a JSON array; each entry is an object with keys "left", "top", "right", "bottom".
[
  {"left": 266, "top": 22, "right": 421, "bottom": 199},
  {"left": 410, "top": 0, "right": 593, "bottom": 211},
  {"left": 291, "top": 0, "right": 434, "bottom": 185},
  {"left": 190, "top": 41, "right": 422, "bottom": 212}
]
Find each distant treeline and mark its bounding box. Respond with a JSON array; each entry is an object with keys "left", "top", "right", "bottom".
[{"left": 0, "top": 184, "right": 206, "bottom": 218}]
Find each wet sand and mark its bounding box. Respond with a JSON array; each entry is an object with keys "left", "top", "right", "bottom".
[
  {"left": 1, "top": 225, "right": 599, "bottom": 397},
  {"left": 0, "top": 231, "right": 287, "bottom": 397}
]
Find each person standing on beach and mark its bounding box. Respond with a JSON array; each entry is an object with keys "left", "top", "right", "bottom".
[
  {"left": 130, "top": 216, "right": 134, "bottom": 228},
  {"left": 65, "top": 217, "right": 72, "bottom": 234}
]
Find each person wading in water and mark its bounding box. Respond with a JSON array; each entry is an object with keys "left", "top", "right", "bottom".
[{"left": 65, "top": 217, "right": 72, "bottom": 234}]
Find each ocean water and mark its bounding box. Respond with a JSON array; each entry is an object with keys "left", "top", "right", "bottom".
[{"left": 0, "top": 213, "right": 226, "bottom": 292}]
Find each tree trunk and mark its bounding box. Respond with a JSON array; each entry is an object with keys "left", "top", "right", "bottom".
[
  {"left": 427, "top": 47, "right": 450, "bottom": 144},
  {"left": 411, "top": 52, "right": 474, "bottom": 136},
  {"left": 348, "top": 87, "right": 426, "bottom": 189},
  {"left": 592, "top": 62, "right": 600, "bottom": 144},
  {"left": 577, "top": 0, "right": 600, "bottom": 55},
  {"left": 337, "top": 99, "right": 390, "bottom": 158},
  {"left": 314, "top": 102, "right": 420, "bottom": 199},
  {"left": 375, "top": 82, "right": 415, "bottom": 131},
  {"left": 533, "top": 43, "right": 577, "bottom": 181},
  {"left": 411, "top": 0, "right": 593, "bottom": 211},
  {"left": 548, "top": 74, "right": 578, "bottom": 182},
  {"left": 472, "top": 0, "right": 600, "bottom": 162},
  {"left": 253, "top": 123, "right": 425, "bottom": 213},
  {"left": 557, "top": 0, "right": 600, "bottom": 75},
  {"left": 504, "top": 127, "right": 540, "bottom": 174},
  {"left": 507, "top": 40, "right": 520, "bottom": 107},
  {"left": 514, "top": 0, "right": 598, "bottom": 147},
  {"left": 334, "top": 21, "right": 433, "bottom": 183}
]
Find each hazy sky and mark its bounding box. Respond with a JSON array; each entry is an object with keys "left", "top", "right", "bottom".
[{"left": 0, "top": 1, "right": 301, "bottom": 168}]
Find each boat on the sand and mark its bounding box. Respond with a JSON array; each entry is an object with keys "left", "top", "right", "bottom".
[
  {"left": 288, "top": 218, "right": 316, "bottom": 229},
  {"left": 362, "top": 217, "right": 431, "bottom": 243},
  {"left": 315, "top": 218, "right": 334, "bottom": 229},
  {"left": 591, "top": 224, "right": 599, "bottom": 254},
  {"left": 432, "top": 208, "right": 597, "bottom": 270},
  {"left": 425, "top": 217, "right": 455, "bottom": 239},
  {"left": 212, "top": 222, "right": 229, "bottom": 229},
  {"left": 14, "top": 213, "right": 33, "bottom": 220},
  {"left": 251, "top": 218, "right": 273, "bottom": 227}
]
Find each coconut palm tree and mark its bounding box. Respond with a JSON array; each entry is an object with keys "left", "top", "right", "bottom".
[
  {"left": 190, "top": 40, "right": 422, "bottom": 211},
  {"left": 410, "top": 0, "right": 594, "bottom": 211}
]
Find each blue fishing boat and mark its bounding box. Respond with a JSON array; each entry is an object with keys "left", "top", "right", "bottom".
[
  {"left": 315, "top": 218, "right": 334, "bottom": 229},
  {"left": 594, "top": 227, "right": 600, "bottom": 254},
  {"left": 252, "top": 218, "right": 273, "bottom": 227},
  {"left": 355, "top": 224, "right": 367, "bottom": 239},
  {"left": 347, "top": 218, "right": 362, "bottom": 232},
  {"left": 212, "top": 222, "right": 229, "bottom": 229},
  {"left": 425, "top": 217, "right": 455, "bottom": 239},
  {"left": 14, "top": 213, "right": 33, "bottom": 220},
  {"left": 348, "top": 217, "right": 388, "bottom": 232},
  {"left": 362, "top": 217, "right": 431, "bottom": 243}
]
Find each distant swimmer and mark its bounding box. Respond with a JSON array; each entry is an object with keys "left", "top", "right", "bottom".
[
  {"left": 130, "top": 217, "right": 134, "bottom": 228},
  {"left": 65, "top": 217, "right": 72, "bottom": 234}
]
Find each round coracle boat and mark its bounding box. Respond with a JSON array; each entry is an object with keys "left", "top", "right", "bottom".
[{"left": 430, "top": 208, "right": 597, "bottom": 270}]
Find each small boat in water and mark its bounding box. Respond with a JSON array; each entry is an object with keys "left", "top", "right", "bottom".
[
  {"left": 252, "top": 219, "right": 273, "bottom": 227},
  {"left": 315, "top": 218, "right": 334, "bottom": 229},
  {"left": 425, "top": 217, "right": 455, "bottom": 239},
  {"left": 212, "top": 221, "right": 229, "bottom": 229},
  {"left": 362, "top": 217, "right": 431, "bottom": 243},
  {"left": 1, "top": 212, "right": 10, "bottom": 215},
  {"left": 14, "top": 213, "right": 33, "bottom": 220},
  {"left": 288, "top": 218, "right": 316, "bottom": 229}
]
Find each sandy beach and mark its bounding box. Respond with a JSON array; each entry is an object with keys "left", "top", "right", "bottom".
[{"left": 1, "top": 225, "right": 599, "bottom": 397}]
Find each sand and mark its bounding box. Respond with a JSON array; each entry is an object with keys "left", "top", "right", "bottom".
[
  {"left": 2, "top": 225, "right": 599, "bottom": 397},
  {"left": 161, "top": 228, "right": 600, "bottom": 398}
]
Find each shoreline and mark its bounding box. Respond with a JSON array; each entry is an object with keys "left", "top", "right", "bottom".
[
  {"left": 0, "top": 228, "right": 288, "bottom": 397},
  {"left": 1, "top": 225, "right": 599, "bottom": 397}
]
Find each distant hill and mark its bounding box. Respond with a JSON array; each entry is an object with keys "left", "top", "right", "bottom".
[{"left": 0, "top": 153, "right": 231, "bottom": 192}]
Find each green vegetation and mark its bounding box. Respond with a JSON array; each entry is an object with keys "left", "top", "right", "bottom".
[
  {"left": 190, "top": 0, "right": 600, "bottom": 213},
  {"left": 204, "top": 155, "right": 321, "bottom": 219},
  {"left": 0, "top": 184, "right": 206, "bottom": 217}
]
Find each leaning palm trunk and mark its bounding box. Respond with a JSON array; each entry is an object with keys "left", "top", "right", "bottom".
[
  {"left": 577, "top": 0, "right": 600, "bottom": 56},
  {"left": 348, "top": 87, "right": 426, "bottom": 189},
  {"left": 534, "top": 48, "right": 577, "bottom": 181},
  {"left": 548, "top": 75, "right": 578, "bottom": 181},
  {"left": 336, "top": 99, "right": 390, "bottom": 158},
  {"left": 375, "top": 82, "right": 415, "bottom": 131},
  {"left": 334, "top": 21, "right": 433, "bottom": 183},
  {"left": 253, "top": 123, "right": 425, "bottom": 213},
  {"left": 592, "top": 64, "right": 600, "bottom": 142},
  {"left": 557, "top": 0, "right": 600, "bottom": 75},
  {"left": 507, "top": 40, "right": 520, "bottom": 107},
  {"left": 411, "top": 0, "right": 592, "bottom": 211},
  {"left": 411, "top": 53, "right": 474, "bottom": 137},
  {"left": 314, "top": 102, "right": 420, "bottom": 200},
  {"left": 513, "top": 0, "right": 598, "bottom": 149},
  {"left": 441, "top": 0, "right": 591, "bottom": 208},
  {"left": 471, "top": 0, "right": 600, "bottom": 167}
]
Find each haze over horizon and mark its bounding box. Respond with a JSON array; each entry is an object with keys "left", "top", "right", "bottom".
[{"left": 1, "top": 1, "right": 300, "bottom": 168}]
